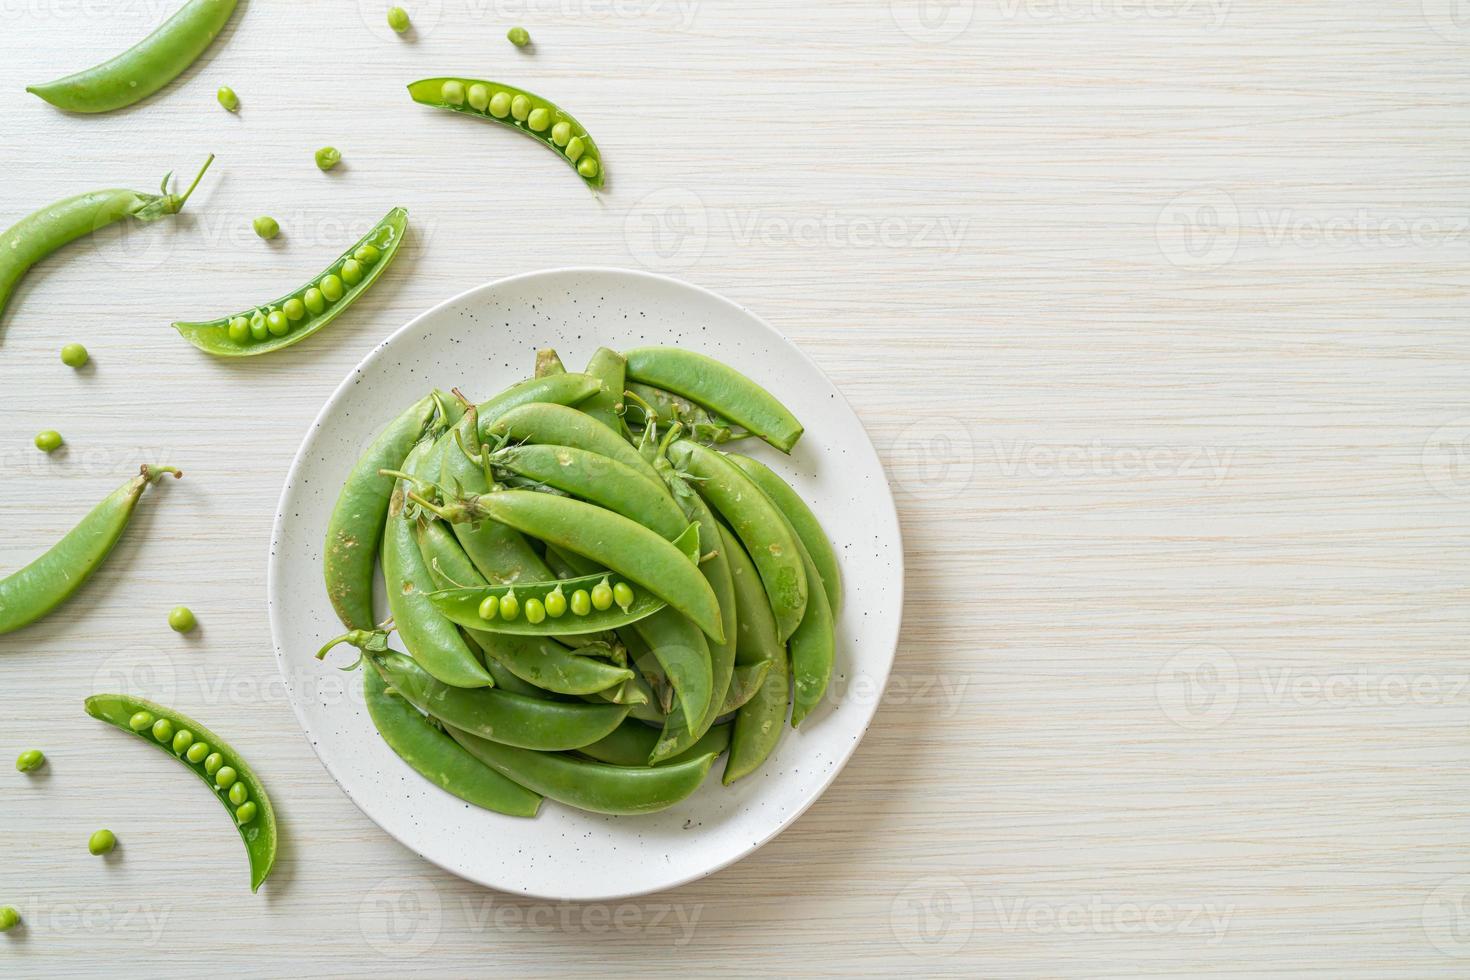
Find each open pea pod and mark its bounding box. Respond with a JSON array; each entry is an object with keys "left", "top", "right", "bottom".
[
  {"left": 427, "top": 524, "right": 700, "bottom": 635},
  {"left": 85, "top": 694, "right": 277, "bottom": 892},
  {"left": 173, "top": 207, "right": 407, "bottom": 357},
  {"left": 407, "top": 78, "right": 604, "bottom": 188}
]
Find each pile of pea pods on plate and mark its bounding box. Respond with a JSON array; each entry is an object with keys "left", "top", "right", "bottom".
[{"left": 318, "top": 347, "right": 842, "bottom": 817}]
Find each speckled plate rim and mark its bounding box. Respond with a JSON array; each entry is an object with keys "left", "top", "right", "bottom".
[{"left": 268, "top": 267, "right": 904, "bottom": 900}]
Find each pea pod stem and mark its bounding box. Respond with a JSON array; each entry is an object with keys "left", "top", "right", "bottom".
[{"left": 0, "top": 465, "right": 180, "bottom": 635}]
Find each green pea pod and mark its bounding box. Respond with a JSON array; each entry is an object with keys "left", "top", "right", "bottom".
[
  {"left": 383, "top": 441, "right": 492, "bottom": 689},
  {"left": 476, "top": 632, "right": 635, "bottom": 696},
  {"left": 580, "top": 347, "right": 626, "bottom": 431},
  {"left": 1, "top": 156, "right": 214, "bottom": 333},
  {"left": 84, "top": 694, "right": 277, "bottom": 891},
  {"left": 417, "top": 518, "right": 487, "bottom": 591},
  {"left": 632, "top": 608, "right": 713, "bottom": 744},
  {"left": 722, "top": 524, "right": 790, "bottom": 784},
  {"left": 624, "top": 381, "right": 738, "bottom": 444},
  {"left": 0, "top": 465, "right": 181, "bottom": 635},
  {"left": 427, "top": 490, "right": 724, "bottom": 645},
  {"left": 486, "top": 402, "right": 666, "bottom": 492},
  {"left": 324, "top": 394, "right": 438, "bottom": 630},
  {"left": 624, "top": 347, "right": 803, "bottom": 452},
  {"left": 580, "top": 722, "right": 731, "bottom": 768},
  {"left": 28, "top": 0, "right": 239, "bottom": 114},
  {"left": 491, "top": 444, "right": 688, "bottom": 539},
  {"left": 668, "top": 440, "right": 807, "bottom": 642},
  {"left": 173, "top": 207, "right": 408, "bottom": 357},
  {"left": 784, "top": 528, "right": 836, "bottom": 727},
  {"left": 535, "top": 349, "right": 566, "bottom": 377},
  {"left": 361, "top": 667, "right": 540, "bottom": 817},
  {"left": 427, "top": 523, "right": 697, "bottom": 635},
  {"left": 720, "top": 661, "right": 773, "bottom": 715},
  {"left": 446, "top": 726, "right": 717, "bottom": 816},
  {"left": 728, "top": 454, "right": 843, "bottom": 614},
  {"left": 367, "top": 650, "right": 628, "bottom": 751},
  {"left": 408, "top": 77, "right": 605, "bottom": 189}
]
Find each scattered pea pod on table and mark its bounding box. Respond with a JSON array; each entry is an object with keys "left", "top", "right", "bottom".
[
  {"left": 407, "top": 77, "right": 605, "bottom": 188},
  {"left": 84, "top": 694, "right": 276, "bottom": 891},
  {"left": 27, "top": 0, "right": 238, "bottom": 114},
  {"left": 0, "top": 466, "right": 180, "bottom": 635},
  {"left": 1, "top": 156, "right": 214, "bottom": 335},
  {"left": 173, "top": 207, "right": 408, "bottom": 356},
  {"left": 317, "top": 347, "right": 839, "bottom": 814}
]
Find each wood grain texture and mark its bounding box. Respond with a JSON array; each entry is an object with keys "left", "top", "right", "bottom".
[{"left": 3, "top": 1, "right": 1469, "bottom": 975}]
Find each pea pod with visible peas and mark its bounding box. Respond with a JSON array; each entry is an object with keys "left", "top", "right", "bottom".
[
  {"left": 446, "top": 725, "right": 717, "bottom": 816},
  {"left": 84, "top": 694, "right": 276, "bottom": 891},
  {"left": 317, "top": 634, "right": 629, "bottom": 751},
  {"left": 408, "top": 77, "right": 605, "bottom": 188},
  {"left": 1, "top": 156, "right": 214, "bottom": 335},
  {"left": 324, "top": 393, "right": 438, "bottom": 630},
  {"left": 173, "top": 207, "right": 407, "bottom": 356},
  {"left": 668, "top": 439, "right": 807, "bottom": 642},
  {"left": 624, "top": 347, "right": 804, "bottom": 452},
  {"left": 0, "top": 465, "right": 181, "bottom": 635},
  {"left": 27, "top": 0, "right": 239, "bottom": 114}
]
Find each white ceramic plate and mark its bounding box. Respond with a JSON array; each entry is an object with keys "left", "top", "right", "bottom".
[{"left": 269, "top": 267, "right": 903, "bottom": 900}]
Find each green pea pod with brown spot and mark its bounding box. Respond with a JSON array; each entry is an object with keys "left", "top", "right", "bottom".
[
  {"left": 0, "top": 465, "right": 181, "bottom": 635},
  {"left": 728, "top": 453, "right": 843, "bottom": 614}
]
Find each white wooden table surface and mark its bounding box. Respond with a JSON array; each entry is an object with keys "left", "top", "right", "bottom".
[{"left": 3, "top": 1, "right": 1468, "bottom": 976}]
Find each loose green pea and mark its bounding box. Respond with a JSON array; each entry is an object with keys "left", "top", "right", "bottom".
[
  {"left": 253, "top": 216, "right": 279, "bottom": 240},
  {"left": 478, "top": 595, "right": 499, "bottom": 621},
  {"left": 354, "top": 244, "right": 381, "bottom": 264},
  {"left": 227, "top": 316, "right": 249, "bottom": 341},
  {"left": 524, "top": 597, "right": 546, "bottom": 624},
  {"left": 228, "top": 782, "right": 249, "bottom": 806},
  {"left": 217, "top": 86, "right": 238, "bottom": 112},
  {"left": 570, "top": 589, "right": 591, "bottom": 616},
  {"left": 15, "top": 749, "right": 44, "bottom": 773},
  {"left": 249, "top": 312, "right": 269, "bottom": 340},
  {"left": 304, "top": 287, "right": 326, "bottom": 315},
  {"left": 168, "top": 606, "right": 197, "bottom": 633},
  {"left": 128, "top": 711, "right": 154, "bottom": 732},
  {"left": 320, "top": 274, "right": 344, "bottom": 301},
  {"left": 489, "top": 91, "right": 511, "bottom": 118},
  {"left": 527, "top": 107, "right": 550, "bottom": 131},
  {"left": 60, "top": 342, "right": 88, "bottom": 367},
  {"left": 544, "top": 586, "right": 567, "bottom": 618},
  {"left": 387, "top": 6, "right": 410, "bottom": 33},
  {"left": 215, "top": 766, "right": 237, "bottom": 790},
  {"left": 34, "top": 430, "right": 62, "bottom": 453},
  {"left": 151, "top": 718, "right": 173, "bottom": 743},
  {"left": 577, "top": 157, "right": 599, "bottom": 180},
  {"left": 185, "top": 741, "right": 209, "bottom": 764},
  {"left": 507, "top": 26, "right": 530, "bottom": 47},
  {"left": 267, "top": 310, "right": 289, "bottom": 336},
  {"left": 0, "top": 907, "right": 18, "bottom": 932},
  {"left": 341, "top": 259, "right": 364, "bottom": 286},
  {"left": 499, "top": 591, "right": 520, "bottom": 621},
  {"left": 204, "top": 752, "right": 224, "bottom": 775},
  {"left": 467, "top": 84, "right": 489, "bottom": 111},
  {"left": 88, "top": 829, "right": 116, "bottom": 856},
  {"left": 510, "top": 94, "right": 531, "bottom": 122},
  {"left": 565, "top": 136, "right": 586, "bottom": 162},
  {"left": 171, "top": 730, "right": 194, "bottom": 754},
  {"left": 551, "top": 121, "right": 572, "bottom": 147},
  {"left": 315, "top": 146, "right": 342, "bottom": 171},
  {"left": 235, "top": 801, "right": 258, "bottom": 825},
  {"left": 612, "top": 581, "right": 634, "bottom": 610},
  {"left": 441, "top": 80, "right": 466, "bottom": 106},
  {"left": 284, "top": 297, "right": 306, "bottom": 321}
]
